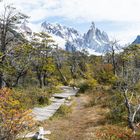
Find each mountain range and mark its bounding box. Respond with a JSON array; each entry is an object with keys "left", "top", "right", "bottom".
[
  {"left": 19, "top": 21, "right": 140, "bottom": 55},
  {"left": 132, "top": 35, "right": 140, "bottom": 44},
  {"left": 41, "top": 22, "right": 111, "bottom": 55}
]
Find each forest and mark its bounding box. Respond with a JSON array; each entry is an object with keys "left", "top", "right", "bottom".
[{"left": 1, "top": 4, "right": 140, "bottom": 140}]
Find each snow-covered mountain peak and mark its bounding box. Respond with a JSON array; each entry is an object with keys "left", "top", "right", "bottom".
[
  {"left": 41, "top": 22, "right": 82, "bottom": 42},
  {"left": 41, "top": 21, "right": 111, "bottom": 55},
  {"left": 90, "top": 22, "right": 96, "bottom": 30},
  {"left": 132, "top": 35, "right": 140, "bottom": 44}
]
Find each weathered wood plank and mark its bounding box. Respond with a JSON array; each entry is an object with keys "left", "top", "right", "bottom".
[{"left": 32, "top": 86, "right": 78, "bottom": 121}]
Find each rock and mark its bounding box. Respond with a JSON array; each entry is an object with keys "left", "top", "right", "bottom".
[
  {"left": 67, "top": 96, "right": 71, "bottom": 100},
  {"left": 31, "top": 127, "right": 51, "bottom": 140},
  {"left": 31, "top": 132, "right": 39, "bottom": 140}
]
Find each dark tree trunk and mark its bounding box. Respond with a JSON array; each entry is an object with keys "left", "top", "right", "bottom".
[
  {"left": 56, "top": 64, "right": 68, "bottom": 86},
  {"left": 122, "top": 60, "right": 125, "bottom": 78},
  {"left": 37, "top": 72, "right": 43, "bottom": 88},
  {"left": 14, "top": 76, "right": 20, "bottom": 87},
  {"left": 58, "top": 69, "right": 68, "bottom": 86},
  {"left": 112, "top": 48, "right": 116, "bottom": 75},
  {"left": 43, "top": 73, "right": 47, "bottom": 86},
  {"left": 0, "top": 74, "right": 3, "bottom": 88},
  {"left": 13, "top": 71, "right": 27, "bottom": 87}
]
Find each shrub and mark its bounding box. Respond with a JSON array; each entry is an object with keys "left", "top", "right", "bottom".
[
  {"left": 38, "top": 96, "right": 51, "bottom": 105},
  {"left": 13, "top": 86, "right": 53, "bottom": 108},
  {"left": 96, "top": 125, "right": 132, "bottom": 140},
  {"left": 97, "top": 70, "right": 117, "bottom": 84},
  {"left": 106, "top": 90, "right": 127, "bottom": 124},
  {"left": 57, "top": 104, "right": 72, "bottom": 116},
  {"left": 0, "top": 88, "right": 34, "bottom": 140},
  {"left": 78, "top": 79, "right": 97, "bottom": 93},
  {"left": 78, "top": 82, "right": 89, "bottom": 93},
  {"left": 52, "top": 104, "right": 72, "bottom": 118}
]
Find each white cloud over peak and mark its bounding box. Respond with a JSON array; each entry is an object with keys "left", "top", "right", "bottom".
[
  {"left": 1, "top": 0, "right": 140, "bottom": 43},
  {"left": 2, "top": 0, "right": 140, "bottom": 22}
]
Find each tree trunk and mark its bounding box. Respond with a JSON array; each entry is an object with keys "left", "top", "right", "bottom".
[
  {"left": 112, "top": 48, "right": 116, "bottom": 75},
  {"left": 43, "top": 73, "right": 47, "bottom": 86},
  {"left": 0, "top": 74, "right": 3, "bottom": 88},
  {"left": 13, "top": 71, "right": 27, "bottom": 87},
  {"left": 37, "top": 72, "right": 43, "bottom": 88},
  {"left": 13, "top": 76, "right": 21, "bottom": 87},
  {"left": 56, "top": 64, "right": 68, "bottom": 86},
  {"left": 123, "top": 89, "right": 136, "bottom": 133}
]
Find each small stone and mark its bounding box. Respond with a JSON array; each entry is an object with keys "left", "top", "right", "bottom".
[{"left": 32, "top": 132, "right": 39, "bottom": 140}]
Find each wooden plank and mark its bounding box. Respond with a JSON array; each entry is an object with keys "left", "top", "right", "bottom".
[{"left": 32, "top": 86, "right": 78, "bottom": 121}]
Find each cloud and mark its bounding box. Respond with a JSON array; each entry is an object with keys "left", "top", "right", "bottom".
[
  {"left": 1, "top": 0, "right": 140, "bottom": 43},
  {"left": 109, "top": 26, "right": 140, "bottom": 45},
  {"left": 1, "top": 0, "right": 59, "bottom": 22},
  {"left": 2, "top": 0, "right": 140, "bottom": 22}
]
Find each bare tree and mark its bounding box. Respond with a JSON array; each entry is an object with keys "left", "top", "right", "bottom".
[
  {"left": 116, "top": 45, "right": 140, "bottom": 134},
  {"left": 108, "top": 40, "right": 120, "bottom": 75},
  {"left": 0, "top": 4, "right": 28, "bottom": 88},
  {"left": 117, "top": 81, "right": 140, "bottom": 134}
]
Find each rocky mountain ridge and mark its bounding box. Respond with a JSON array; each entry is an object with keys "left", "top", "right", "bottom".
[{"left": 41, "top": 22, "right": 111, "bottom": 55}]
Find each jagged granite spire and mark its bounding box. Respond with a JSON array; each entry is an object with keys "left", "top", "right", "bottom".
[
  {"left": 90, "top": 22, "right": 95, "bottom": 30},
  {"left": 132, "top": 35, "right": 140, "bottom": 44},
  {"left": 41, "top": 21, "right": 111, "bottom": 55}
]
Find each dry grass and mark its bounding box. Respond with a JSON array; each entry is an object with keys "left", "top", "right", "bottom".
[
  {"left": 22, "top": 88, "right": 138, "bottom": 140},
  {"left": 20, "top": 87, "right": 140, "bottom": 140},
  {"left": 41, "top": 94, "right": 109, "bottom": 140}
]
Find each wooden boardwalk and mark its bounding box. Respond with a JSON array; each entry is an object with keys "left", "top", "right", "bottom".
[{"left": 32, "top": 86, "right": 78, "bottom": 121}]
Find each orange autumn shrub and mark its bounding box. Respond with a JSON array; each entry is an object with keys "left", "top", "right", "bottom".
[
  {"left": 0, "top": 88, "right": 34, "bottom": 140},
  {"left": 96, "top": 125, "right": 132, "bottom": 140}
]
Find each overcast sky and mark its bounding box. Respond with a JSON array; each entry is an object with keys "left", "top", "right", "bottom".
[{"left": 1, "top": 0, "right": 140, "bottom": 44}]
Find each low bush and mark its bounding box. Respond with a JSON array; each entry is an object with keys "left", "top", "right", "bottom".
[
  {"left": 78, "top": 79, "right": 97, "bottom": 93},
  {"left": 96, "top": 125, "right": 132, "bottom": 140},
  {"left": 57, "top": 104, "right": 72, "bottom": 116},
  {"left": 96, "top": 70, "right": 117, "bottom": 85},
  {"left": 13, "top": 86, "right": 52, "bottom": 109},
  {"left": 78, "top": 82, "right": 90, "bottom": 93},
  {"left": 51, "top": 104, "right": 72, "bottom": 119},
  {"left": 38, "top": 96, "right": 51, "bottom": 105},
  {"left": 0, "top": 88, "right": 34, "bottom": 140},
  {"left": 106, "top": 90, "right": 127, "bottom": 124}
]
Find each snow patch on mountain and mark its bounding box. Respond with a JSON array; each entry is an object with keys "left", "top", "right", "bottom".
[
  {"left": 132, "top": 35, "right": 140, "bottom": 44},
  {"left": 51, "top": 34, "right": 66, "bottom": 50},
  {"left": 41, "top": 21, "right": 111, "bottom": 55},
  {"left": 19, "top": 21, "right": 111, "bottom": 55}
]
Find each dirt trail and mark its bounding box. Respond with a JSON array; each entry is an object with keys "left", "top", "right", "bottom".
[{"left": 44, "top": 94, "right": 107, "bottom": 140}]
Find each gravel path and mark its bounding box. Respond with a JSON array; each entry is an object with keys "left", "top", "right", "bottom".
[{"left": 32, "top": 86, "right": 78, "bottom": 121}]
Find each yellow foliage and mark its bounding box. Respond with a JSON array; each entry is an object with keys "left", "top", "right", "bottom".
[
  {"left": 87, "top": 79, "right": 97, "bottom": 87},
  {"left": 0, "top": 88, "right": 35, "bottom": 140}
]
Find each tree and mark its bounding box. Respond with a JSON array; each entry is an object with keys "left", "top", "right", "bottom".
[
  {"left": 31, "top": 32, "right": 55, "bottom": 88},
  {"left": 0, "top": 4, "right": 28, "bottom": 88},
  {"left": 108, "top": 40, "right": 120, "bottom": 75},
  {"left": 52, "top": 48, "right": 69, "bottom": 86},
  {"left": 67, "top": 51, "right": 88, "bottom": 80},
  {"left": 116, "top": 81, "right": 140, "bottom": 134},
  {"left": 115, "top": 45, "right": 140, "bottom": 134},
  {"left": 2, "top": 44, "right": 33, "bottom": 87}
]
